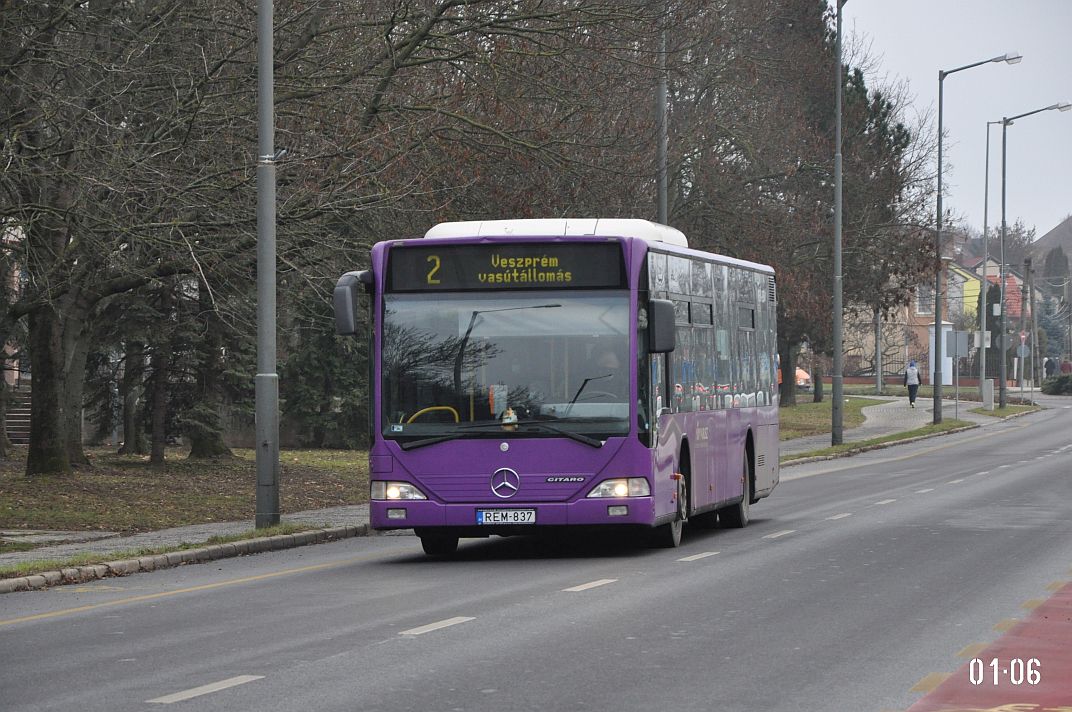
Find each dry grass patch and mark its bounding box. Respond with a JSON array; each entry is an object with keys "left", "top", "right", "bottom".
[
  {"left": 779, "top": 397, "right": 880, "bottom": 440},
  {"left": 0, "top": 447, "right": 368, "bottom": 535}
]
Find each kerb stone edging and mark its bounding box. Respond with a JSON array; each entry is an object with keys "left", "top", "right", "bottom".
[
  {"left": 0, "top": 524, "right": 367, "bottom": 595},
  {"left": 780, "top": 406, "right": 1040, "bottom": 467}
]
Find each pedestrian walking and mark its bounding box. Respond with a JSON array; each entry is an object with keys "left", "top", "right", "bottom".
[
  {"left": 904, "top": 360, "right": 921, "bottom": 408},
  {"left": 1044, "top": 357, "right": 1056, "bottom": 378}
]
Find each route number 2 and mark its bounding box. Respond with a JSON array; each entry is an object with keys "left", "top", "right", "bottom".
[{"left": 426, "top": 255, "right": 441, "bottom": 284}]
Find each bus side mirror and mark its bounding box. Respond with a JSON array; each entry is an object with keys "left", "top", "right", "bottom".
[
  {"left": 648, "top": 299, "right": 676, "bottom": 353},
  {"left": 333, "top": 270, "right": 373, "bottom": 335}
]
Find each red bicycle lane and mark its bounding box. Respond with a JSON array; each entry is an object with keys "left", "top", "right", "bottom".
[{"left": 906, "top": 581, "right": 1072, "bottom": 712}]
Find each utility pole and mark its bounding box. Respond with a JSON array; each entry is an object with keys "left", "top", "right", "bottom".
[
  {"left": 1019, "top": 258, "right": 1029, "bottom": 389},
  {"left": 256, "top": 0, "right": 280, "bottom": 528},
  {"left": 1024, "top": 257, "right": 1033, "bottom": 396},
  {"left": 656, "top": 3, "right": 668, "bottom": 225},
  {"left": 874, "top": 308, "right": 883, "bottom": 394},
  {"left": 831, "top": 0, "right": 845, "bottom": 445}
]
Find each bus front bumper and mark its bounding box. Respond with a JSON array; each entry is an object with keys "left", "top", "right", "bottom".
[{"left": 370, "top": 498, "right": 656, "bottom": 531}]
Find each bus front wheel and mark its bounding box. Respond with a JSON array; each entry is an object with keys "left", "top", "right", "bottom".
[
  {"left": 651, "top": 477, "right": 686, "bottom": 548},
  {"left": 721, "top": 451, "right": 751, "bottom": 529},
  {"left": 419, "top": 532, "right": 459, "bottom": 557}
]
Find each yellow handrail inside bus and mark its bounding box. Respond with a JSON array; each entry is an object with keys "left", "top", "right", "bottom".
[{"left": 406, "top": 406, "right": 460, "bottom": 424}]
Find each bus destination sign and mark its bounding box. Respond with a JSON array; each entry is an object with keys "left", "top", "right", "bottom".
[{"left": 388, "top": 242, "right": 624, "bottom": 292}]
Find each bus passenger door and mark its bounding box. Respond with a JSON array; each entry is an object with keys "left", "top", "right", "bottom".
[{"left": 651, "top": 352, "right": 680, "bottom": 511}]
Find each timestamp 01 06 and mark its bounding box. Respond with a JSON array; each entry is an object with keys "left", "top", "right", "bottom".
[{"left": 969, "top": 657, "right": 1041, "bottom": 686}]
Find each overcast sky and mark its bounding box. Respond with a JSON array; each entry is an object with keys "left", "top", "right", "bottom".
[{"left": 842, "top": 0, "right": 1071, "bottom": 240}]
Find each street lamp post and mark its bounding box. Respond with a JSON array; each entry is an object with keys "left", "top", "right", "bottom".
[
  {"left": 933, "top": 52, "right": 1020, "bottom": 424},
  {"left": 998, "top": 100, "right": 1072, "bottom": 407},
  {"left": 831, "top": 0, "right": 846, "bottom": 445},
  {"left": 255, "top": 0, "right": 280, "bottom": 528},
  {"left": 978, "top": 120, "right": 1001, "bottom": 406}
]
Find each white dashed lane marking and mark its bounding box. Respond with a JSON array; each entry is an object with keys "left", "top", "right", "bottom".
[
  {"left": 874, "top": 499, "right": 897, "bottom": 506},
  {"left": 677, "top": 551, "right": 720, "bottom": 562},
  {"left": 825, "top": 513, "right": 853, "bottom": 520},
  {"left": 763, "top": 530, "right": 796, "bottom": 539},
  {"left": 147, "top": 676, "right": 264, "bottom": 704},
  {"left": 562, "top": 579, "right": 618, "bottom": 592},
  {"left": 400, "top": 616, "right": 475, "bottom": 636},
  {"left": 915, "top": 488, "right": 935, "bottom": 493}
]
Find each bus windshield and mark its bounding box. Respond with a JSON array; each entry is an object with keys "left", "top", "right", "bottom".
[{"left": 381, "top": 291, "right": 630, "bottom": 443}]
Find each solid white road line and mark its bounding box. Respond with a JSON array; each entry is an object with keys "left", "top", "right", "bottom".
[
  {"left": 874, "top": 499, "right": 897, "bottom": 505},
  {"left": 825, "top": 513, "right": 853, "bottom": 520},
  {"left": 147, "top": 676, "right": 264, "bottom": 704},
  {"left": 562, "top": 579, "right": 618, "bottom": 592},
  {"left": 762, "top": 530, "right": 795, "bottom": 539},
  {"left": 677, "top": 551, "right": 720, "bottom": 562},
  {"left": 915, "top": 488, "right": 935, "bottom": 493},
  {"left": 400, "top": 616, "right": 475, "bottom": 636}
]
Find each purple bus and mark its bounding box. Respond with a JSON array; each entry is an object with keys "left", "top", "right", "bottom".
[{"left": 333, "top": 219, "right": 779, "bottom": 555}]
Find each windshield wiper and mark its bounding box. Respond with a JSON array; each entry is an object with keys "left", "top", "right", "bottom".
[
  {"left": 399, "top": 434, "right": 461, "bottom": 451},
  {"left": 396, "top": 422, "right": 505, "bottom": 450},
  {"left": 565, "top": 374, "right": 612, "bottom": 416},
  {"left": 514, "top": 420, "right": 604, "bottom": 448},
  {"left": 396, "top": 419, "right": 604, "bottom": 450}
]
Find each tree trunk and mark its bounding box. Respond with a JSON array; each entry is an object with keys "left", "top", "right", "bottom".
[
  {"left": 149, "top": 342, "right": 170, "bottom": 465},
  {"left": 119, "top": 341, "right": 148, "bottom": 455},
  {"left": 777, "top": 338, "right": 799, "bottom": 407},
  {"left": 187, "top": 277, "right": 232, "bottom": 459},
  {"left": 812, "top": 358, "right": 825, "bottom": 403},
  {"left": 27, "top": 306, "right": 70, "bottom": 475},
  {"left": 149, "top": 287, "right": 173, "bottom": 465},
  {"left": 63, "top": 315, "right": 92, "bottom": 466},
  {"left": 0, "top": 380, "right": 10, "bottom": 459}
]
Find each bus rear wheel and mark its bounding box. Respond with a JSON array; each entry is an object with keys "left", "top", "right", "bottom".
[{"left": 419, "top": 533, "right": 459, "bottom": 557}]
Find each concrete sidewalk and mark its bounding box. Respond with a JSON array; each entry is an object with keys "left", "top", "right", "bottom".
[
  {"left": 779, "top": 395, "right": 994, "bottom": 458},
  {"left": 0, "top": 397, "right": 1039, "bottom": 592}
]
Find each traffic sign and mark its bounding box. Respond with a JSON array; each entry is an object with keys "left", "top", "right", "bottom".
[{"left": 1017, "top": 344, "right": 1031, "bottom": 358}]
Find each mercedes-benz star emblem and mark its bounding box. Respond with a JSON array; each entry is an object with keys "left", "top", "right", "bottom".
[{"left": 491, "top": 468, "right": 521, "bottom": 499}]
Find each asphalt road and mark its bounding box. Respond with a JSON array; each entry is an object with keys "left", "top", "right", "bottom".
[{"left": 2, "top": 402, "right": 1070, "bottom": 712}]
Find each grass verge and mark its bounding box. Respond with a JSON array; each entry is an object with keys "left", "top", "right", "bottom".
[
  {"left": 779, "top": 396, "right": 882, "bottom": 440},
  {"left": 968, "top": 404, "right": 1040, "bottom": 418},
  {"left": 0, "top": 447, "right": 368, "bottom": 534},
  {"left": 0, "top": 540, "right": 37, "bottom": 554},
  {"left": 780, "top": 419, "right": 975, "bottom": 463},
  {"left": 0, "top": 522, "right": 317, "bottom": 580}
]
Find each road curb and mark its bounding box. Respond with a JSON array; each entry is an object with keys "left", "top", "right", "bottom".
[
  {"left": 0, "top": 524, "right": 368, "bottom": 595},
  {"left": 780, "top": 405, "right": 1043, "bottom": 468},
  {"left": 780, "top": 424, "right": 980, "bottom": 467}
]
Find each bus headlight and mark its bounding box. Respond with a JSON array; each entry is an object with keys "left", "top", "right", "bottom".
[
  {"left": 586, "top": 478, "right": 650, "bottom": 498},
  {"left": 371, "top": 481, "right": 428, "bottom": 500}
]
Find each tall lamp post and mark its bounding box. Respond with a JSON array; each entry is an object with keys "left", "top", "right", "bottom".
[
  {"left": 933, "top": 52, "right": 1020, "bottom": 424},
  {"left": 978, "top": 120, "right": 1001, "bottom": 404},
  {"left": 255, "top": 0, "right": 281, "bottom": 528},
  {"left": 831, "top": 0, "right": 846, "bottom": 445},
  {"left": 998, "top": 100, "right": 1072, "bottom": 407}
]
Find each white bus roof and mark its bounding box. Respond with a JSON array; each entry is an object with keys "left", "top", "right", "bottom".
[{"left": 423, "top": 218, "right": 689, "bottom": 248}]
